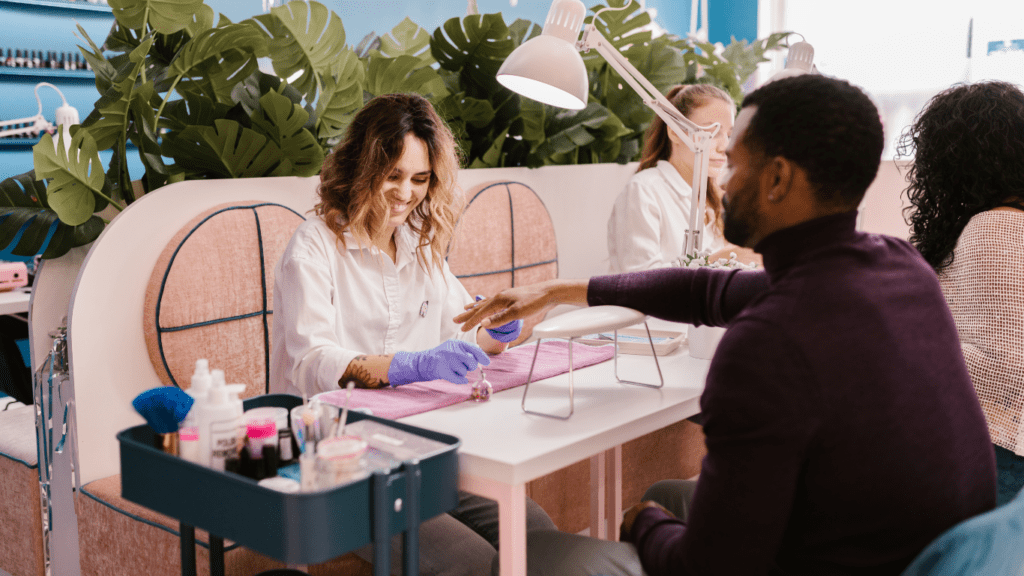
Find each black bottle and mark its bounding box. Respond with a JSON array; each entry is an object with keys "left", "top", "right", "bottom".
[
  {"left": 32, "top": 50, "right": 41, "bottom": 69},
  {"left": 73, "top": 53, "right": 82, "bottom": 71},
  {"left": 49, "top": 51, "right": 57, "bottom": 70},
  {"left": 2, "top": 48, "right": 10, "bottom": 67},
  {"left": 25, "top": 50, "right": 34, "bottom": 69},
  {"left": 14, "top": 49, "right": 24, "bottom": 68},
  {"left": 58, "top": 53, "right": 66, "bottom": 71}
]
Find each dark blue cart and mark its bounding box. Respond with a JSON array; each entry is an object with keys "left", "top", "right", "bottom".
[{"left": 117, "top": 394, "right": 461, "bottom": 576}]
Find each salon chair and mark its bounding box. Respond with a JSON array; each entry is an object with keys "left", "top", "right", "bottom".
[
  {"left": 65, "top": 177, "right": 372, "bottom": 575},
  {"left": 900, "top": 488, "right": 1024, "bottom": 575}
]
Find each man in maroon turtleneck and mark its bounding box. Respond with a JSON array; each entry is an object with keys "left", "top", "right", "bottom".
[{"left": 457, "top": 75, "right": 996, "bottom": 576}]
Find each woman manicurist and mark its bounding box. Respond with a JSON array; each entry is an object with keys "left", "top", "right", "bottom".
[
  {"left": 270, "top": 93, "right": 552, "bottom": 576},
  {"left": 902, "top": 81, "right": 1024, "bottom": 506},
  {"left": 271, "top": 93, "right": 520, "bottom": 397}
]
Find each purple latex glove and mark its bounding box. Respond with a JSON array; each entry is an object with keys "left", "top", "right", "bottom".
[
  {"left": 476, "top": 295, "right": 523, "bottom": 343},
  {"left": 388, "top": 339, "right": 491, "bottom": 386}
]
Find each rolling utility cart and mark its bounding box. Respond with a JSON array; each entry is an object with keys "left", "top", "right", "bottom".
[{"left": 117, "top": 394, "right": 461, "bottom": 576}]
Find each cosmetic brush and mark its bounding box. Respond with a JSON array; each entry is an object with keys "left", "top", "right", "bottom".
[
  {"left": 132, "top": 387, "right": 194, "bottom": 455},
  {"left": 336, "top": 381, "right": 356, "bottom": 437}
]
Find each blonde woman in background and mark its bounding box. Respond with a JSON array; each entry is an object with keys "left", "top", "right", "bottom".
[{"left": 607, "top": 84, "right": 759, "bottom": 273}]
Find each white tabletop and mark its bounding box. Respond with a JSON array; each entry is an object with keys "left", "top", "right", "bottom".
[
  {"left": 0, "top": 286, "right": 31, "bottom": 316},
  {"left": 401, "top": 319, "right": 707, "bottom": 486}
]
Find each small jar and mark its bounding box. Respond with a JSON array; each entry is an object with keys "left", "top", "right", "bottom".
[{"left": 315, "top": 435, "right": 369, "bottom": 489}]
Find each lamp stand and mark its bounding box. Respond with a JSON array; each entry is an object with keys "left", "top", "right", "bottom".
[{"left": 579, "top": 25, "right": 718, "bottom": 255}]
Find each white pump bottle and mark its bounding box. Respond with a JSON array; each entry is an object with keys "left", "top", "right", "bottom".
[{"left": 179, "top": 359, "right": 212, "bottom": 463}]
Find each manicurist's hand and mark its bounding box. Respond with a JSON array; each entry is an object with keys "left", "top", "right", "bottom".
[
  {"left": 454, "top": 279, "right": 591, "bottom": 333},
  {"left": 475, "top": 295, "right": 523, "bottom": 343},
  {"left": 388, "top": 340, "right": 491, "bottom": 386},
  {"left": 619, "top": 500, "right": 673, "bottom": 543}
]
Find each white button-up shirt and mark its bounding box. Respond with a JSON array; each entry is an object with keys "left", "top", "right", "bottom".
[
  {"left": 270, "top": 216, "right": 475, "bottom": 397},
  {"left": 607, "top": 160, "right": 725, "bottom": 273}
]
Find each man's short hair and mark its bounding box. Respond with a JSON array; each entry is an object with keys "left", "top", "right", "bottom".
[{"left": 741, "top": 75, "right": 884, "bottom": 208}]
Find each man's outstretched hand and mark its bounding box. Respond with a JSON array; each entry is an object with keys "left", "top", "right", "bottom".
[{"left": 454, "top": 279, "right": 590, "bottom": 333}]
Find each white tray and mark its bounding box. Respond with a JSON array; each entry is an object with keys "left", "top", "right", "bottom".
[{"left": 575, "top": 327, "right": 685, "bottom": 356}]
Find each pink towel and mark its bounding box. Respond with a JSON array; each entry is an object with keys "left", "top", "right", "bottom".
[{"left": 317, "top": 341, "right": 615, "bottom": 420}]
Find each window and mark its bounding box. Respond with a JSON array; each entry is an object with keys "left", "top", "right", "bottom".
[{"left": 780, "top": 0, "right": 1023, "bottom": 159}]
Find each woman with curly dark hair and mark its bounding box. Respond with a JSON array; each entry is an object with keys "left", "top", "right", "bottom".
[{"left": 901, "top": 81, "right": 1024, "bottom": 506}]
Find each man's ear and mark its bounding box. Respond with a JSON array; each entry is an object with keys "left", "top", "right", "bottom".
[{"left": 760, "top": 157, "right": 794, "bottom": 204}]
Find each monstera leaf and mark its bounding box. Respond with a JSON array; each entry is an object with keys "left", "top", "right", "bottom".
[
  {"left": 254, "top": 1, "right": 348, "bottom": 103},
  {"left": 0, "top": 172, "right": 104, "bottom": 259},
  {"left": 165, "top": 23, "right": 269, "bottom": 81},
  {"left": 587, "top": 1, "right": 651, "bottom": 53},
  {"left": 250, "top": 91, "right": 324, "bottom": 177},
  {"left": 363, "top": 55, "right": 448, "bottom": 100},
  {"left": 431, "top": 13, "right": 517, "bottom": 99},
  {"left": 76, "top": 25, "right": 119, "bottom": 96},
  {"left": 32, "top": 130, "right": 109, "bottom": 226},
  {"left": 108, "top": 0, "right": 205, "bottom": 35},
  {"left": 162, "top": 119, "right": 284, "bottom": 179},
  {"left": 519, "top": 100, "right": 632, "bottom": 166},
  {"left": 376, "top": 17, "right": 434, "bottom": 65},
  {"left": 315, "top": 50, "right": 365, "bottom": 142},
  {"left": 82, "top": 36, "right": 155, "bottom": 151}
]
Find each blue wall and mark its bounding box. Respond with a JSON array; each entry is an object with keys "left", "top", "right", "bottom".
[{"left": 203, "top": 0, "right": 759, "bottom": 47}]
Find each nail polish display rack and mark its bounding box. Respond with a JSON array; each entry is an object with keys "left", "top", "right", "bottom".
[
  {"left": 0, "top": 49, "right": 91, "bottom": 72},
  {"left": 0, "top": 0, "right": 109, "bottom": 11}
]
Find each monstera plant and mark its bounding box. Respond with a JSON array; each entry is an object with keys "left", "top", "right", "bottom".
[
  {"left": 0, "top": 0, "right": 364, "bottom": 259},
  {"left": 0, "top": 0, "right": 786, "bottom": 259}
]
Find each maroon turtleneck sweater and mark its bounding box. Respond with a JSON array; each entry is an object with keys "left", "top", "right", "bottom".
[{"left": 588, "top": 212, "right": 996, "bottom": 576}]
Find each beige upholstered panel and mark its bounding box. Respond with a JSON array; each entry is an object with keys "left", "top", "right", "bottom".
[
  {"left": 143, "top": 202, "right": 305, "bottom": 399},
  {"left": 447, "top": 182, "right": 558, "bottom": 344}
]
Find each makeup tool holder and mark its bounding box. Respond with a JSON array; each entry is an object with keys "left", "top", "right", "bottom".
[
  {"left": 117, "top": 394, "right": 460, "bottom": 576},
  {"left": 522, "top": 305, "right": 664, "bottom": 419}
]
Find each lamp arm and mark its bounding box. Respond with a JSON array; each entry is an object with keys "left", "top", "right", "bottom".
[{"left": 581, "top": 25, "right": 715, "bottom": 254}]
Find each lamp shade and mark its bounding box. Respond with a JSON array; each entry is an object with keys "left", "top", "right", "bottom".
[
  {"left": 497, "top": 36, "right": 589, "bottom": 109},
  {"left": 496, "top": 0, "right": 589, "bottom": 110},
  {"left": 763, "top": 41, "right": 815, "bottom": 85}
]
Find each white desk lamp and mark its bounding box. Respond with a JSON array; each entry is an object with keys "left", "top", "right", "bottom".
[
  {"left": 763, "top": 34, "right": 815, "bottom": 85},
  {"left": 0, "top": 82, "right": 79, "bottom": 153},
  {"left": 497, "top": 0, "right": 720, "bottom": 257}
]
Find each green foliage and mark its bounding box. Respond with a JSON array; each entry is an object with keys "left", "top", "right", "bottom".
[
  {"left": 0, "top": 172, "right": 103, "bottom": 259},
  {"left": 3, "top": 0, "right": 786, "bottom": 258}
]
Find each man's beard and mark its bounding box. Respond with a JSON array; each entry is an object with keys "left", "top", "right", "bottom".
[{"left": 722, "top": 194, "right": 755, "bottom": 247}]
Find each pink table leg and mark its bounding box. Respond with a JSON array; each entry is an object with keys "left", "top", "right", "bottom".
[{"left": 460, "top": 474, "right": 527, "bottom": 576}]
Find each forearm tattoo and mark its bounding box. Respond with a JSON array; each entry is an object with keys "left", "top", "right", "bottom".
[{"left": 341, "top": 355, "right": 387, "bottom": 389}]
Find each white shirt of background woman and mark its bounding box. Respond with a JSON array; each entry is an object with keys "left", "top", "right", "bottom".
[
  {"left": 270, "top": 216, "right": 475, "bottom": 398},
  {"left": 607, "top": 159, "right": 725, "bottom": 273}
]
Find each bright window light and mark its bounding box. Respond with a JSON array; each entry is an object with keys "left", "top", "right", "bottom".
[{"left": 785, "top": 0, "right": 1024, "bottom": 158}]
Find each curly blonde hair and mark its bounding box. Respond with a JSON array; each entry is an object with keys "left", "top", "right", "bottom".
[
  {"left": 316, "top": 93, "right": 462, "bottom": 273},
  {"left": 638, "top": 84, "right": 733, "bottom": 232}
]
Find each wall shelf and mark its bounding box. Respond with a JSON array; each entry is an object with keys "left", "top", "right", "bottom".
[
  {"left": 0, "top": 138, "right": 138, "bottom": 149},
  {"left": 0, "top": 67, "right": 94, "bottom": 80},
  {"left": 0, "top": 138, "right": 40, "bottom": 148},
  {"left": 0, "top": 0, "right": 109, "bottom": 12}
]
